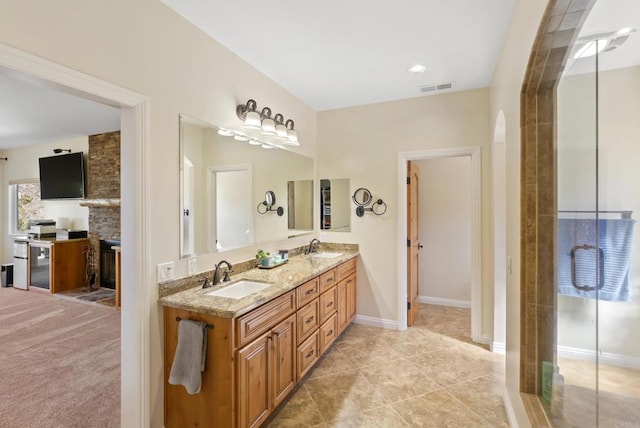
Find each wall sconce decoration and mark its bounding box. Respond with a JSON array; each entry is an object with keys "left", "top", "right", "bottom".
[
  {"left": 236, "top": 99, "right": 300, "bottom": 146},
  {"left": 257, "top": 191, "right": 284, "bottom": 216},
  {"left": 352, "top": 187, "right": 387, "bottom": 217},
  {"left": 53, "top": 148, "right": 72, "bottom": 154}
]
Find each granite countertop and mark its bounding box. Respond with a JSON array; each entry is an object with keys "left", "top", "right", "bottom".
[{"left": 159, "top": 250, "right": 358, "bottom": 318}]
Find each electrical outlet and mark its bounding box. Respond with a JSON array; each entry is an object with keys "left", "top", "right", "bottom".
[
  {"left": 157, "top": 262, "right": 175, "bottom": 282},
  {"left": 188, "top": 257, "right": 196, "bottom": 275}
]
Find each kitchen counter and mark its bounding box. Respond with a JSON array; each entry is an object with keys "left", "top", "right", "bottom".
[{"left": 158, "top": 250, "right": 358, "bottom": 318}]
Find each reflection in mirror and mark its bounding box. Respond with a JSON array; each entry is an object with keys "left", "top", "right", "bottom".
[
  {"left": 352, "top": 187, "right": 372, "bottom": 206},
  {"left": 180, "top": 115, "right": 314, "bottom": 258},
  {"left": 320, "top": 179, "right": 351, "bottom": 232},
  {"left": 287, "top": 180, "right": 314, "bottom": 234}
]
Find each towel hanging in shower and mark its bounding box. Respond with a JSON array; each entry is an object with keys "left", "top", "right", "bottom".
[{"left": 557, "top": 218, "right": 635, "bottom": 302}]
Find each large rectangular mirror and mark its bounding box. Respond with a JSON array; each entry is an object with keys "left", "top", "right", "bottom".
[
  {"left": 319, "top": 178, "right": 351, "bottom": 232},
  {"left": 180, "top": 115, "right": 314, "bottom": 258}
]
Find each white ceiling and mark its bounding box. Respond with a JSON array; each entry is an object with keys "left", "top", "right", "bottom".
[
  {"left": 160, "top": 0, "right": 517, "bottom": 111},
  {"left": 0, "top": 73, "right": 120, "bottom": 150},
  {"left": 1, "top": 1, "right": 637, "bottom": 150}
]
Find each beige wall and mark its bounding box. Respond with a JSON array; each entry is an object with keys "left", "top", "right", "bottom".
[
  {"left": 318, "top": 88, "right": 492, "bottom": 332},
  {"left": 0, "top": 0, "right": 317, "bottom": 425},
  {"left": 416, "top": 157, "right": 472, "bottom": 303},
  {"left": 1, "top": 136, "right": 90, "bottom": 260},
  {"left": 489, "top": 0, "right": 548, "bottom": 425}
]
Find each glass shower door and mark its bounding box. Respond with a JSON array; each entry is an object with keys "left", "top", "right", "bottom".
[
  {"left": 555, "top": 40, "right": 599, "bottom": 427},
  {"left": 557, "top": 29, "right": 640, "bottom": 425}
]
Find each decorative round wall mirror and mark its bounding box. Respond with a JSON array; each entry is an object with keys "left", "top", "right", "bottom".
[
  {"left": 264, "top": 191, "right": 276, "bottom": 207},
  {"left": 352, "top": 188, "right": 372, "bottom": 207}
]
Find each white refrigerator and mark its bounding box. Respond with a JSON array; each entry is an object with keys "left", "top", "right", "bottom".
[{"left": 12, "top": 240, "right": 28, "bottom": 290}]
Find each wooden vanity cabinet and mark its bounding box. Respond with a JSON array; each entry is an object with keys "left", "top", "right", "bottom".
[{"left": 164, "top": 257, "right": 357, "bottom": 428}]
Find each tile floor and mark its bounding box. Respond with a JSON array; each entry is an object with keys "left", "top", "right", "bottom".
[
  {"left": 265, "top": 304, "right": 508, "bottom": 427},
  {"left": 55, "top": 287, "right": 117, "bottom": 307},
  {"left": 549, "top": 358, "right": 640, "bottom": 427}
]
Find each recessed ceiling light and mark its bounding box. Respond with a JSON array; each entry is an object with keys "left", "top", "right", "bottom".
[{"left": 408, "top": 64, "right": 426, "bottom": 74}]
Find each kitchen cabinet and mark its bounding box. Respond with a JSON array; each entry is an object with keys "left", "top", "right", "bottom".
[
  {"left": 27, "top": 238, "right": 89, "bottom": 293},
  {"left": 163, "top": 256, "right": 357, "bottom": 428}
]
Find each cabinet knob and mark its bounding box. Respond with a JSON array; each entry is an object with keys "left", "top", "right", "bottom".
[
  {"left": 305, "top": 350, "right": 314, "bottom": 359},
  {"left": 327, "top": 301, "right": 334, "bottom": 307},
  {"left": 305, "top": 316, "right": 314, "bottom": 324},
  {"left": 327, "top": 330, "right": 333, "bottom": 336},
  {"left": 305, "top": 289, "right": 315, "bottom": 295}
]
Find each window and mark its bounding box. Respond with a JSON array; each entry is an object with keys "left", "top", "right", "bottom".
[{"left": 9, "top": 180, "right": 44, "bottom": 234}]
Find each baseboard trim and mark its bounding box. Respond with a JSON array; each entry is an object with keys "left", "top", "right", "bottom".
[
  {"left": 419, "top": 296, "right": 471, "bottom": 309},
  {"left": 354, "top": 315, "right": 399, "bottom": 330},
  {"left": 492, "top": 341, "right": 506, "bottom": 354},
  {"left": 557, "top": 345, "right": 640, "bottom": 369}
]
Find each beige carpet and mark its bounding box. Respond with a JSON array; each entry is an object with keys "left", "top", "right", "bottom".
[{"left": 0, "top": 287, "right": 120, "bottom": 427}]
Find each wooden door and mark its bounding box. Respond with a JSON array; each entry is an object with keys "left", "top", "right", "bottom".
[
  {"left": 407, "top": 161, "right": 421, "bottom": 326},
  {"left": 237, "top": 332, "right": 271, "bottom": 428},
  {"left": 271, "top": 315, "right": 296, "bottom": 409}
]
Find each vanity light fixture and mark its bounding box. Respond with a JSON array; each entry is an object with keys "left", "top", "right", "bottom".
[
  {"left": 274, "top": 113, "right": 288, "bottom": 140},
  {"left": 248, "top": 139, "right": 262, "bottom": 146},
  {"left": 260, "top": 107, "right": 277, "bottom": 136},
  {"left": 236, "top": 99, "right": 300, "bottom": 145},
  {"left": 53, "top": 148, "right": 72, "bottom": 154},
  {"left": 236, "top": 99, "right": 261, "bottom": 130},
  {"left": 217, "top": 128, "right": 234, "bottom": 136},
  {"left": 284, "top": 119, "right": 299, "bottom": 146}
]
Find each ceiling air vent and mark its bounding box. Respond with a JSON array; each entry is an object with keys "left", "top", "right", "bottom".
[{"left": 419, "top": 82, "right": 454, "bottom": 93}]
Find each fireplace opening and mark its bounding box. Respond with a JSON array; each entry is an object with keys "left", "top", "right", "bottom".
[{"left": 100, "top": 239, "right": 120, "bottom": 289}]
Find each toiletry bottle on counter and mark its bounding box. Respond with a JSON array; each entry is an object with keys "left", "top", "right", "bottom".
[{"left": 550, "top": 367, "right": 564, "bottom": 417}]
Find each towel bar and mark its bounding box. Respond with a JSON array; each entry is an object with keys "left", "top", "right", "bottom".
[{"left": 176, "top": 316, "right": 214, "bottom": 329}]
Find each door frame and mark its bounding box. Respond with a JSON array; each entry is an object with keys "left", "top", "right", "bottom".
[
  {"left": 397, "top": 147, "right": 482, "bottom": 342},
  {"left": 0, "top": 43, "right": 150, "bottom": 426}
]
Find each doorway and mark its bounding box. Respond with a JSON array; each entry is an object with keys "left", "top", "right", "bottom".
[
  {"left": 0, "top": 44, "right": 149, "bottom": 426},
  {"left": 397, "top": 147, "right": 482, "bottom": 342}
]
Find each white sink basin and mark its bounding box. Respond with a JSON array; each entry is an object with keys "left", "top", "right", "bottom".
[
  {"left": 312, "top": 252, "right": 343, "bottom": 259},
  {"left": 206, "top": 280, "right": 269, "bottom": 299}
]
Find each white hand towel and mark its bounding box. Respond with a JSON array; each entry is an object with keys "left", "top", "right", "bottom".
[{"left": 168, "top": 319, "right": 208, "bottom": 394}]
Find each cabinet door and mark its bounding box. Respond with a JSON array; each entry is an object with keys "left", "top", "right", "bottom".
[
  {"left": 237, "top": 332, "right": 271, "bottom": 428},
  {"left": 337, "top": 279, "right": 349, "bottom": 335},
  {"left": 346, "top": 275, "right": 357, "bottom": 322},
  {"left": 272, "top": 314, "right": 296, "bottom": 409}
]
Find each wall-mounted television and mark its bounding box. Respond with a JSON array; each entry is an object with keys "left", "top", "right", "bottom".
[{"left": 39, "top": 152, "right": 86, "bottom": 200}]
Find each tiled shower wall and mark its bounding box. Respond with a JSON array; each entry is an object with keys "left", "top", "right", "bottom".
[
  {"left": 87, "top": 131, "right": 121, "bottom": 285},
  {"left": 520, "top": 0, "right": 596, "bottom": 399}
]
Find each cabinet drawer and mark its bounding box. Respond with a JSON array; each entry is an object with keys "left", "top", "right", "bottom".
[
  {"left": 296, "top": 277, "right": 319, "bottom": 307},
  {"left": 236, "top": 290, "right": 296, "bottom": 348},
  {"left": 319, "top": 269, "right": 337, "bottom": 294},
  {"left": 296, "top": 299, "right": 319, "bottom": 345},
  {"left": 337, "top": 258, "right": 356, "bottom": 282},
  {"left": 319, "top": 313, "right": 338, "bottom": 355},
  {"left": 319, "top": 286, "right": 337, "bottom": 324},
  {"left": 297, "top": 330, "right": 319, "bottom": 381}
]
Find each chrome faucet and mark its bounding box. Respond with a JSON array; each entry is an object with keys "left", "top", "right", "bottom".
[
  {"left": 305, "top": 239, "right": 320, "bottom": 254},
  {"left": 213, "top": 260, "right": 233, "bottom": 285}
]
